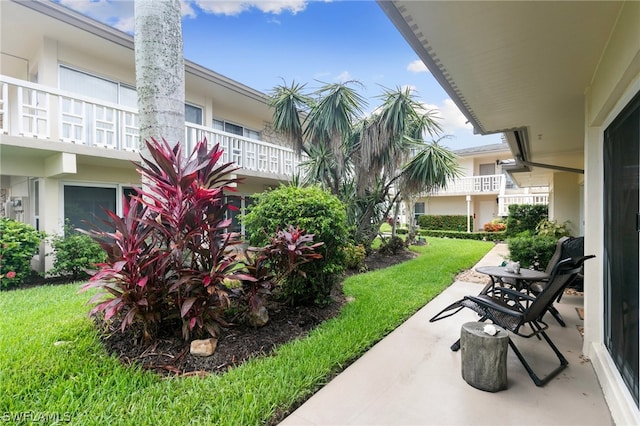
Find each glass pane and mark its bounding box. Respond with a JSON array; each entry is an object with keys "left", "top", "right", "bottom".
[
  {"left": 603, "top": 92, "right": 640, "bottom": 406},
  {"left": 185, "top": 104, "right": 202, "bottom": 125},
  {"left": 212, "top": 119, "right": 224, "bottom": 131},
  {"left": 244, "top": 128, "right": 261, "bottom": 140},
  {"left": 225, "top": 195, "right": 242, "bottom": 234},
  {"left": 224, "top": 122, "right": 243, "bottom": 136},
  {"left": 479, "top": 163, "right": 495, "bottom": 176},
  {"left": 119, "top": 84, "right": 138, "bottom": 108},
  {"left": 59, "top": 66, "right": 118, "bottom": 103},
  {"left": 64, "top": 185, "right": 116, "bottom": 232}
]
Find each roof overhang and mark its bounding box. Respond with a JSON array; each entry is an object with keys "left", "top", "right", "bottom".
[{"left": 379, "top": 1, "right": 623, "bottom": 186}]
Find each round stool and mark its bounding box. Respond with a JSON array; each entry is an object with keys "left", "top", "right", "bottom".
[{"left": 460, "top": 321, "right": 509, "bottom": 392}]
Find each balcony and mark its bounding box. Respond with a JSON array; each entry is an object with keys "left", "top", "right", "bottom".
[
  {"left": 498, "top": 193, "right": 549, "bottom": 216},
  {"left": 0, "top": 75, "right": 306, "bottom": 178},
  {"left": 430, "top": 174, "right": 505, "bottom": 196}
]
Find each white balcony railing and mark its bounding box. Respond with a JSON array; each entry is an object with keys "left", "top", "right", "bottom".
[
  {"left": 498, "top": 194, "right": 549, "bottom": 216},
  {"left": 426, "top": 171, "right": 549, "bottom": 217},
  {"left": 430, "top": 174, "right": 505, "bottom": 196},
  {"left": 0, "top": 75, "right": 305, "bottom": 177}
]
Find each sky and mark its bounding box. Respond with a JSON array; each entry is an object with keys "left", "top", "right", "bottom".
[{"left": 56, "top": 0, "right": 503, "bottom": 150}]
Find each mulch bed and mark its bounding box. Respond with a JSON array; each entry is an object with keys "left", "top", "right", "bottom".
[{"left": 99, "top": 249, "right": 418, "bottom": 377}]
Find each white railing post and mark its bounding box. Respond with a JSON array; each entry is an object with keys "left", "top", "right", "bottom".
[{"left": 0, "top": 82, "right": 7, "bottom": 134}]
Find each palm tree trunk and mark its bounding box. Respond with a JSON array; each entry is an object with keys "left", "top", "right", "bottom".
[{"left": 135, "top": 0, "right": 185, "bottom": 151}]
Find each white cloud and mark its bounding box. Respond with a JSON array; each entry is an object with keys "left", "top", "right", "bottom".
[
  {"left": 57, "top": 0, "right": 195, "bottom": 33},
  {"left": 191, "top": 0, "right": 307, "bottom": 16},
  {"left": 58, "top": 0, "right": 135, "bottom": 32},
  {"left": 400, "top": 84, "right": 417, "bottom": 94},
  {"left": 334, "top": 71, "right": 352, "bottom": 82},
  {"left": 407, "top": 59, "right": 428, "bottom": 73},
  {"left": 312, "top": 71, "right": 331, "bottom": 80},
  {"left": 112, "top": 16, "right": 135, "bottom": 32},
  {"left": 181, "top": 1, "right": 197, "bottom": 18},
  {"left": 56, "top": 0, "right": 304, "bottom": 33},
  {"left": 419, "top": 98, "right": 472, "bottom": 139}
]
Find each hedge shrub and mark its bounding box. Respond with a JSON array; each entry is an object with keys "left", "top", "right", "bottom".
[
  {"left": 417, "top": 215, "right": 473, "bottom": 231},
  {"left": 0, "top": 218, "right": 44, "bottom": 289},
  {"left": 418, "top": 229, "right": 506, "bottom": 242},
  {"left": 505, "top": 204, "right": 548, "bottom": 236},
  {"left": 242, "top": 185, "right": 349, "bottom": 305},
  {"left": 49, "top": 221, "right": 106, "bottom": 281},
  {"left": 507, "top": 232, "right": 557, "bottom": 270}
]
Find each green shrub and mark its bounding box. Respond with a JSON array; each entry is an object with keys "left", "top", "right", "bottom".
[
  {"left": 243, "top": 185, "right": 349, "bottom": 305},
  {"left": 536, "top": 219, "right": 572, "bottom": 238},
  {"left": 507, "top": 232, "right": 557, "bottom": 269},
  {"left": 418, "top": 229, "right": 506, "bottom": 242},
  {"left": 49, "top": 221, "right": 106, "bottom": 281},
  {"left": 0, "top": 218, "right": 44, "bottom": 289},
  {"left": 417, "top": 215, "right": 473, "bottom": 231},
  {"left": 342, "top": 243, "right": 367, "bottom": 271},
  {"left": 505, "top": 204, "right": 548, "bottom": 236},
  {"left": 378, "top": 235, "right": 406, "bottom": 255}
]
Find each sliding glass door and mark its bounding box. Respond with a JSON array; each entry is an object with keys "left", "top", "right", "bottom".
[{"left": 603, "top": 92, "right": 640, "bottom": 406}]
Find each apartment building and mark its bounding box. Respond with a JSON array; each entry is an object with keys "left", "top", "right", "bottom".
[
  {"left": 0, "top": 0, "right": 304, "bottom": 272},
  {"left": 414, "top": 142, "right": 549, "bottom": 232}
]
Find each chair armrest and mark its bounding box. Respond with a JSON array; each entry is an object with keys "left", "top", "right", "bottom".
[
  {"left": 464, "top": 294, "right": 523, "bottom": 317},
  {"left": 491, "top": 286, "right": 536, "bottom": 302}
]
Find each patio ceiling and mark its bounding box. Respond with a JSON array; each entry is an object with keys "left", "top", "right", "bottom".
[{"left": 380, "top": 1, "right": 623, "bottom": 186}]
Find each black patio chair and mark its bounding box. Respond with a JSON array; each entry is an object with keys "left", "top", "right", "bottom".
[
  {"left": 430, "top": 255, "right": 595, "bottom": 386},
  {"left": 526, "top": 236, "right": 584, "bottom": 326}
]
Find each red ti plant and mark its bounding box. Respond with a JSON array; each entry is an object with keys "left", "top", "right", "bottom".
[
  {"left": 235, "top": 225, "right": 324, "bottom": 323},
  {"left": 82, "top": 138, "right": 243, "bottom": 341},
  {"left": 80, "top": 196, "right": 168, "bottom": 340}
]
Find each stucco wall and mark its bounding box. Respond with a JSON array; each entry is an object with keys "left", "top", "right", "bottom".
[
  {"left": 583, "top": 2, "right": 640, "bottom": 424},
  {"left": 549, "top": 172, "right": 581, "bottom": 236}
]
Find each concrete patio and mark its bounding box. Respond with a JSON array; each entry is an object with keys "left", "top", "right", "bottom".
[{"left": 281, "top": 244, "right": 613, "bottom": 425}]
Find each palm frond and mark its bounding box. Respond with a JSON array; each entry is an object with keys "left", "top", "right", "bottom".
[
  {"left": 400, "top": 141, "right": 460, "bottom": 194},
  {"left": 269, "top": 81, "right": 312, "bottom": 155}
]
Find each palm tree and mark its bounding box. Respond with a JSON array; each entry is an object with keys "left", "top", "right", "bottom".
[
  {"left": 269, "top": 81, "right": 460, "bottom": 248},
  {"left": 134, "top": 0, "right": 185, "bottom": 150}
]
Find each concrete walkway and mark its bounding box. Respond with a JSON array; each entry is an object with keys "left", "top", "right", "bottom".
[{"left": 280, "top": 244, "right": 612, "bottom": 426}]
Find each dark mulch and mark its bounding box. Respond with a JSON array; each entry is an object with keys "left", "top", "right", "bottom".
[{"left": 98, "top": 249, "right": 418, "bottom": 377}]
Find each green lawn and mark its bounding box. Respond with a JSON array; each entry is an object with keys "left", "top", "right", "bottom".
[{"left": 0, "top": 238, "right": 492, "bottom": 425}]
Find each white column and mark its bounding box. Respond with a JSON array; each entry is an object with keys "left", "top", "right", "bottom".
[{"left": 466, "top": 195, "right": 471, "bottom": 233}]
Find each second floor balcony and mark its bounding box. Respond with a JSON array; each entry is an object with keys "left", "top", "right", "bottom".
[
  {"left": 0, "top": 75, "right": 306, "bottom": 178},
  {"left": 430, "top": 174, "right": 505, "bottom": 196}
]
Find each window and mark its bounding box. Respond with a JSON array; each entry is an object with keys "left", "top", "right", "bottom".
[
  {"left": 119, "top": 84, "right": 137, "bottom": 108},
  {"left": 224, "top": 195, "right": 253, "bottom": 237},
  {"left": 479, "top": 163, "right": 495, "bottom": 176},
  {"left": 60, "top": 66, "right": 118, "bottom": 103},
  {"left": 225, "top": 122, "right": 243, "bottom": 136},
  {"left": 213, "top": 119, "right": 261, "bottom": 140},
  {"left": 63, "top": 185, "right": 116, "bottom": 232},
  {"left": 33, "top": 179, "right": 39, "bottom": 231},
  {"left": 185, "top": 104, "right": 202, "bottom": 125},
  {"left": 414, "top": 202, "right": 425, "bottom": 221}
]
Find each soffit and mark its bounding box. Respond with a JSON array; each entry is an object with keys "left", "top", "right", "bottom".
[{"left": 382, "top": 1, "right": 622, "bottom": 182}]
